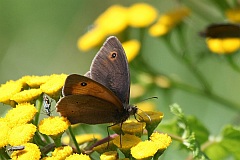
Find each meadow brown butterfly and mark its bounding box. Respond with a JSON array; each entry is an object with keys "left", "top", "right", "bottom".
[{"left": 56, "top": 36, "right": 137, "bottom": 125}]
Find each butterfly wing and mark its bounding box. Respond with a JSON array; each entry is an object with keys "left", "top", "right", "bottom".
[
  {"left": 89, "top": 36, "right": 130, "bottom": 105},
  {"left": 56, "top": 95, "right": 122, "bottom": 124},
  {"left": 62, "top": 74, "right": 122, "bottom": 111}
]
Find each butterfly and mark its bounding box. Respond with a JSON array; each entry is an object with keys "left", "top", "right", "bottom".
[{"left": 56, "top": 36, "right": 138, "bottom": 126}]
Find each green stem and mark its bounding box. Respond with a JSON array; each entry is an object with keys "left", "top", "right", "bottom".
[
  {"left": 0, "top": 148, "right": 10, "bottom": 159},
  {"left": 225, "top": 55, "right": 240, "bottom": 73},
  {"left": 53, "top": 135, "right": 62, "bottom": 148},
  {"left": 68, "top": 126, "right": 81, "bottom": 153},
  {"left": 162, "top": 35, "right": 211, "bottom": 93},
  {"left": 34, "top": 95, "right": 43, "bottom": 126}
]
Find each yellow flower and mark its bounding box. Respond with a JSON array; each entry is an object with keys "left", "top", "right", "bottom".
[
  {"left": 0, "top": 120, "right": 10, "bottom": 148},
  {"left": 121, "top": 121, "right": 146, "bottom": 136},
  {"left": 0, "top": 80, "right": 22, "bottom": 105},
  {"left": 5, "top": 103, "right": 37, "bottom": 128},
  {"left": 137, "top": 101, "right": 156, "bottom": 112},
  {"left": 10, "top": 88, "right": 42, "bottom": 103},
  {"left": 51, "top": 146, "right": 73, "bottom": 160},
  {"left": 62, "top": 133, "right": 102, "bottom": 145},
  {"left": 149, "top": 7, "right": 190, "bottom": 37},
  {"left": 138, "top": 111, "right": 164, "bottom": 137},
  {"left": 8, "top": 124, "right": 36, "bottom": 146},
  {"left": 128, "top": 3, "right": 158, "bottom": 27},
  {"left": 154, "top": 75, "right": 171, "bottom": 88},
  {"left": 93, "top": 140, "right": 116, "bottom": 154},
  {"left": 65, "top": 153, "right": 91, "bottom": 160},
  {"left": 113, "top": 134, "right": 141, "bottom": 156},
  {"left": 206, "top": 38, "right": 240, "bottom": 54},
  {"left": 130, "top": 84, "right": 145, "bottom": 98},
  {"left": 11, "top": 143, "right": 41, "bottom": 160},
  {"left": 24, "top": 75, "right": 51, "bottom": 88},
  {"left": 38, "top": 116, "right": 70, "bottom": 137},
  {"left": 226, "top": 7, "right": 240, "bottom": 23},
  {"left": 131, "top": 140, "right": 159, "bottom": 159},
  {"left": 150, "top": 132, "right": 172, "bottom": 151},
  {"left": 100, "top": 151, "right": 118, "bottom": 160},
  {"left": 77, "top": 27, "right": 106, "bottom": 51},
  {"left": 122, "top": 39, "right": 140, "bottom": 62},
  {"left": 40, "top": 74, "right": 67, "bottom": 98},
  {"left": 95, "top": 5, "right": 128, "bottom": 34}
]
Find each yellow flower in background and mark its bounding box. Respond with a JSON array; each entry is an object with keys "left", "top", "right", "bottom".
[
  {"left": 100, "top": 151, "right": 118, "bottom": 160},
  {"left": 0, "top": 80, "right": 22, "bottom": 105},
  {"left": 40, "top": 74, "right": 67, "bottom": 98},
  {"left": 10, "top": 88, "right": 42, "bottom": 103},
  {"left": 38, "top": 116, "right": 70, "bottom": 137},
  {"left": 226, "top": 7, "right": 240, "bottom": 23},
  {"left": 65, "top": 153, "right": 91, "bottom": 160},
  {"left": 51, "top": 146, "right": 73, "bottom": 160},
  {"left": 5, "top": 103, "right": 37, "bottom": 128},
  {"left": 150, "top": 132, "right": 172, "bottom": 151},
  {"left": 131, "top": 140, "right": 159, "bottom": 159},
  {"left": 93, "top": 140, "right": 116, "bottom": 154},
  {"left": 95, "top": 5, "right": 128, "bottom": 34},
  {"left": 11, "top": 143, "right": 41, "bottom": 160},
  {"left": 130, "top": 84, "right": 145, "bottom": 98},
  {"left": 137, "top": 101, "right": 156, "bottom": 111},
  {"left": 62, "top": 133, "right": 102, "bottom": 145},
  {"left": 77, "top": 27, "right": 106, "bottom": 51},
  {"left": 8, "top": 124, "right": 36, "bottom": 146},
  {"left": 128, "top": 3, "right": 158, "bottom": 27},
  {"left": 0, "top": 120, "right": 10, "bottom": 148},
  {"left": 154, "top": 75, "right": 171, "bottom": 88},
  {"left": 206, "top": 38, "right": 240, "bottom": 54},
  {"left": 149, "top": 7, "right": 190, "bottom": 37},
  {"left": 122, "top": 39, "right": 140, "bottom": 62},
  {"left": 23, "top": 75, "right": 50, "bottom": 88}
]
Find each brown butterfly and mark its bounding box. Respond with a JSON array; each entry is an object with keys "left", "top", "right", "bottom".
[{"left": 56, "top": 36, "right": 137, "bottom": 126}]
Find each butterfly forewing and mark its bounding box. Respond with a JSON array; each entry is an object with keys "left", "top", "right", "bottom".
[
  {"left": 62, "top": 74, "right": 122, "bottom": 110},
  {"left": 90, "top": 36, "right": 130, "bottom": 105},
  {"left": 56, "top": 95, "right": 122, "bottom": 124}
]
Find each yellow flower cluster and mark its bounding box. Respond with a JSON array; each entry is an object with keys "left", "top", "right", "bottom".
[
  {"left": 78, "top": 3, "right": 157, "bottom": 51},
  {"left": 226, "top": 7, "right": 240, "bottom": 23},
  {"left": 149, "top": 7, "right": 190, "bottom": 37},
  {"left": 0, "top": 74, "right": 67, "bottom": 106},
  {"left": 92, "top": 111, "right": 171, "bottom": 159}
]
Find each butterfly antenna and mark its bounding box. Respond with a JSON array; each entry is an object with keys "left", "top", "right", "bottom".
[{"left": 138, "top": 96, "right": 158, "bottom": 103}]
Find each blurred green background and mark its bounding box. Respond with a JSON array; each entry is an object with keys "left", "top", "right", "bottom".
[{"left": 1, "top": 0, "right": 240, "bottom": 159}]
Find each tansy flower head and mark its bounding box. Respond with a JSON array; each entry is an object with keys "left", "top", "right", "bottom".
[
  {"left": 11, "top": 143, "right": 41, "bottom": 160},
  {"left": 5, "top": 103, "right": 37, "bottom": 128},
  {"left": 150, "top": 132, "right": 172, "bottom": 151},
  {"left": 62, "top": 133, "right": 102, "bottom": 145},
  {"left": 10, "top": 88, "right": 42, "bottom": 104},
  {"left": 131, "top": 140, "right": 159, "bottom": 159},
  {"left": 77, "top": 27, "right": 106, "bottom": 51},
  {"left": 206, "top": 38, "right": 240, "bottom": 54},
  {"left": 122, "top": 121, "right": 146, "bottom": 137},
  {"left": 0, "top": 120, "right": 10, "bottom": 148},
  {"left": 113, "top": 134, "right": 141, "bottom": 157},
  {"left": 40, "top": 74, "right": 67, "bottom": 99},
  {"left": 130, "top": 84, "right": 145, "bottom": 98},
  {"left": 95, "top": 5, "right": 128, "bottom": 34},
  {"left": 226, "top": 7, "right": 240, "bottom": 23},
  {"left": 65, "top": 153, "right": 91, "bottom": 160},
  {"left": 149, "top": 7, "right": 190, "bottom": 37},
  {"left": 137, "top": 101, "right": 156, "bottom": 112},
  {"left": 0, "top": 80, "right": 23, "bottom": 105},
  {"left": 154, "top": 75, "right": 171, "bottom": 88},
  {"left": 24, "top": 75, "right": 51, "bottom": 88},
  {"left": 100, "top": 151, "right": 118, "bottom": 160},
  {"left": 8, "top": 124, "right": 36, "bottom": 146},
  {"left": 93, "top": 140, "right": 116, "bottom": 154},
  {"left": 51, "top": 146, "right": 73, "bottom": 160},
  {"left": 138, "top": 111, "right": 164, "bottom": 137},
  {"left": 128, "top": 3, "right": 158, "bottom": 28},
  {"left": 122, "top": 39, "right": 140, "bottom": 62},
  {"left": 38, "top": 116, "right": 70, "bottom": 138}
]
